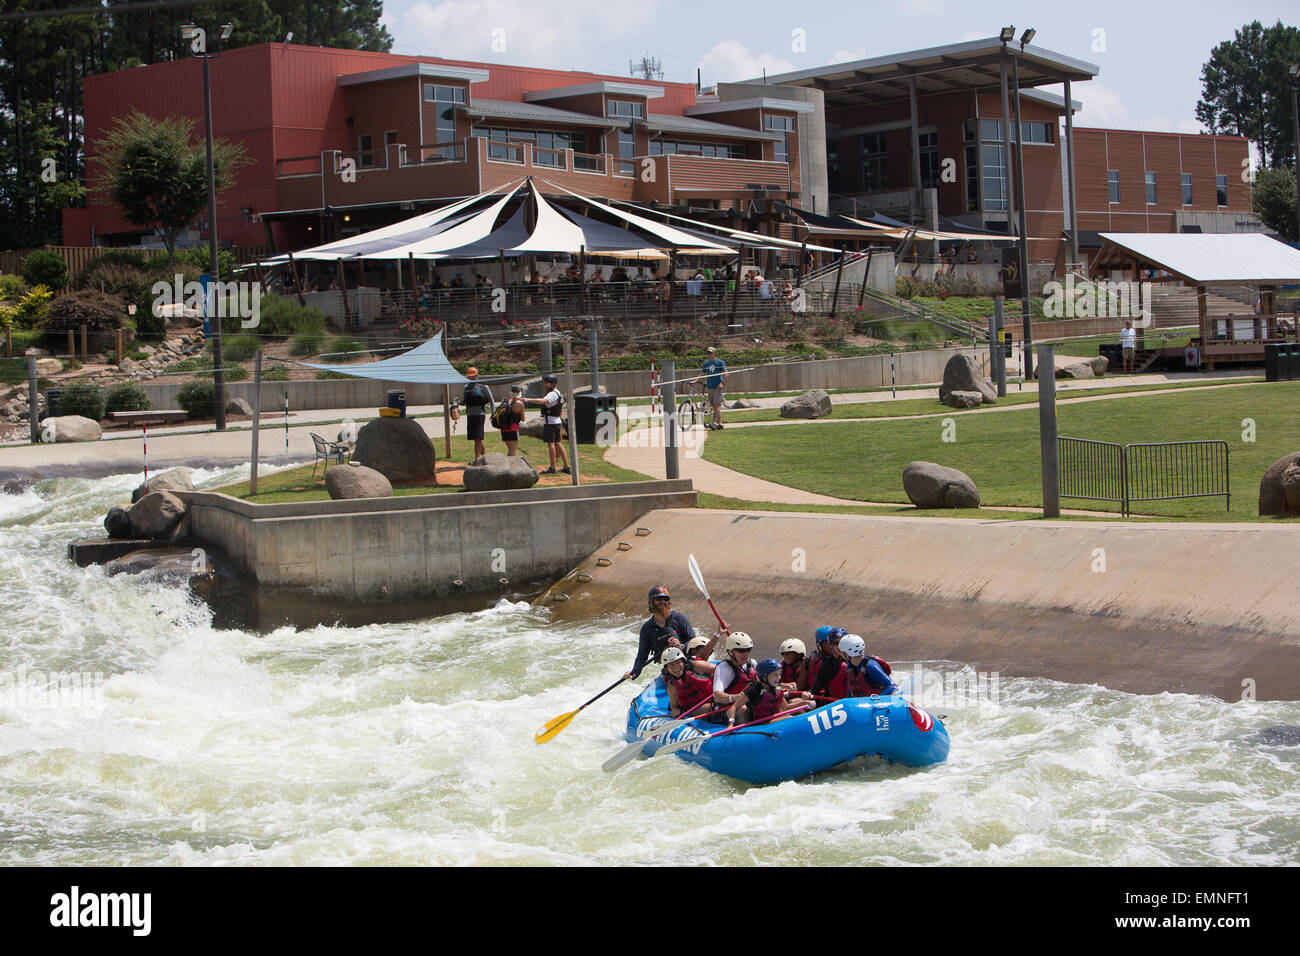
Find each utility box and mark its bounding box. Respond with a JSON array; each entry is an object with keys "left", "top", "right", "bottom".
[{"left": 574, "top": 392, "right": 617, "bottom": 444}]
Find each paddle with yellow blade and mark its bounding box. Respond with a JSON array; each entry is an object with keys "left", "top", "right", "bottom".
[{"left": 534, "top": 676, "right": 628, "bottom": 744}]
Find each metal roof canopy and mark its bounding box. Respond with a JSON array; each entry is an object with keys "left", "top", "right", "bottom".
[
  {"left": 750, "top": 37, "right": 1097, "bottom": 109},
  {"left": 1093, "top": 233, "right": 1300, "bottom": 286}
]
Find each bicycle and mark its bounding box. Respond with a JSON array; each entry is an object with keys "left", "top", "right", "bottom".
[{"left": 677, "top": 379, "right": 710, "bottom": 432}]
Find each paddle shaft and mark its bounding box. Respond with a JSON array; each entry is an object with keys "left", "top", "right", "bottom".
[{"left": 658, "top": 702, "right": 810, "bottom": 756}]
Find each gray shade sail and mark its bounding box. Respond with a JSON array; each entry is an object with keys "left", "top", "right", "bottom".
[{"left": 300, "top": 331, "right": 469, "bottom": 385}]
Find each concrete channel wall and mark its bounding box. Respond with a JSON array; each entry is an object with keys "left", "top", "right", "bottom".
[
  {"left": 180, "top": 479, "right": 696, "bottom": 627},
  {"left": 540, "top": 508, "right": 1300, "bottom": 702},
  {"left": 140, "top": 345, "right": 992, "bottom": 411}
]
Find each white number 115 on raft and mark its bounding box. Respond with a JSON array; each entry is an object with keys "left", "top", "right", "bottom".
[{"left": 807, "top": 703, "right": 848, "bottom": 735}]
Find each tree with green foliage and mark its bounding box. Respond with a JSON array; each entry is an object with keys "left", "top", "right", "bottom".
[
  {"left": 96, "top": 110, "right": 248, "bottom": 267},
  {"left": 21, "top": 249, "right": 67, "bottom": 290},
  {"left": 1197, "top": 20, "right": 1300, "bottom": 168},
  {"left": 1251, "top": 166, "right": 1298, "bottom": 243}
]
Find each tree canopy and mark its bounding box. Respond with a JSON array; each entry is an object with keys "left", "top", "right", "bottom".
[{"left": 1196, "top": 20, "right": 1300, "bottom": 168}]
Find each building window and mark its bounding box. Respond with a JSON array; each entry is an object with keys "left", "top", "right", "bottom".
[
  {"left": 964, "top": 143, "right": 980, "bottom": 212},
  {"left": 861, "top": 131, "right": 888, "bottom": 191},
  {"left": 648, "top": 139, "right": 743, "bottom": 159},
  {"left": 425, "top": 84, "right": 465, "bottom": 160},
  {"left": 919, "top": 129, "right": 939, "bottom": 189},
  {"left": 764, "top": 114, "right": 794, "bottom": 165},
  {"left": 1020, "top": 121, "right": 1052, "bottom": 144},
  {"left": 607, "top": 100, "right": 645, "bottom": 120},
  {"left": 1107, "top": 170, "right": 1120, "bottom": 204},
  {"left": 981, "top": 143, "right": 1007, "bottom": 211},
  {"left": 1182, "top": 173, "right": 1193, "bottom": 205},
  {"left": 828, "top": 142, "right": 840, "bottom": 194},
  {"left": 977, "top": 119, "right": 1051, "bottom": 145},
  {"left": 1216, "top": 175, "right": 1228, "bottom": 207},
  {"left": 358, "top": 134, "right": 374, "bottom": 168},
  {"left": 1145, "top": 172, "right": 1157, "bottom": 205}
]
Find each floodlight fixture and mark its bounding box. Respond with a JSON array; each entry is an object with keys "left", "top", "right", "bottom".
[
  {"left": 999, "top": 26, "right": 1015, "bottom": 44},
  {"left": 180, "top": 23, "right": 197, "bottom": 41},
  {"left": 1020, "top": 28, "right": 1036, "bottom": 46},
  {"left": 220, "top": 24, "right": 233, "bottom": 41}
]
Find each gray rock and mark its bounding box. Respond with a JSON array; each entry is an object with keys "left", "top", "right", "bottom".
[
  {"left": 1282, "top": 463, "right": 1300, "bottom": 514},
  {"left": 104, "top": 505, "right": 133, "bottom": 538},
  {"left": 941, "top": 389, "right": 984, "bottom": 409},
  {"left": 49, "top": 415, "right": 103, "bottom": 442},
  {"left": 225, "top": 397, "right": 253, "bottom": 416},
  {"left": 325, "top": 462, "right": 394, "bottom": 499},
  {"left": 463, "top": 452, "right": 539, "bottom": 491},
  {"left": 128, "top": 491, "right": 187, "bottom": 539},
  {"left": 33, "top": 357, "right": 62, "bottom": 376},
  {"left": 518, "top": 416, "right": 566, "bottom": 440},
  {"left": 1247, "top": 725, "right": 1300, "bottom": 747},
  {"left": 133, "top": 466, "right": 194, "bottom": 502},
  {"left": 353, "top": 416, "right": 437, "bottom": 484},
  {"left": 903, "top": 461, "right": 981, "bottom": 509},
  {"left": 727, "top": 398, "right": 761, "bottom": 409},
  {"left": 1259, "top": 452, "right": 1300, "bottom": 516},
  {"left": 779, "top": 389, "right": 832, "bottom": 419},
  {"left": 939, "top": 354, "right": 997, "bottom": 405},
  {"left": 1058, "top": 362, "right": 1096, "bottom": 380},
  {"left": 1089, "top": 355, "right": 1110, "bottom": 376}
]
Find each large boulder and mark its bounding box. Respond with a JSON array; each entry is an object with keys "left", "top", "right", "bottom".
[
  {"left": 519, "top": 416, "right": 567, "bottom": 440},
  {"left": 325, "top": 461, "right": 393, "bottom": 500},
  {"left": 353, "top": 416, "right": 437, "bottom": 484},
  {"left": 463, "top": 452, "right": 539, "bottom": 491},
  {"left": 939, "top": 354, "right": 996, "bottom": 405},
  {"left": 779, "top": 389, "right": 833, "bottom": 419},
  {"left": 33, "top": 357, "right": 62, "bottom": 376},
  {"left": 728, "top": 398, "right": 762, "bottom": 409},
  {"left": 225, "top": 397, "right": 253, "bottom": 416},
  {"left": 903, "top": 461, "right": 981, "bottom": 509},
  {"left": 941, "top": 390, "right": 985, "bottom": 410},
  {"left": 47, "top": 415, "right": 102, "bottom": 442},
  {"left": 132, "top": 466, "right": 194, "bottom": 502},
  {"left": 127, "top": 491, "right": 187, "bottom": 539},
  {"left": 104, "top": 505, "right": 133, "bottom": 538},
  {"left": 1260, "top": 452, "right": 1300, "bottom": 516},
  {"left": 1058, "top": 361, "right": 1096, "bottom": 380},
  {"left": 1089, "top": 355, "right": 1110, "bottom": 376}
]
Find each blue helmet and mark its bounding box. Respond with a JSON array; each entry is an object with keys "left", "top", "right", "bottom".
[
  {"left": 756, "top": 658, "right": 782, "bottom": 682},
  {"left": 815, "top": 626, "right": 847, "bottom": 643}
]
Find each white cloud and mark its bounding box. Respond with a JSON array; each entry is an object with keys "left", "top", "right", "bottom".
[
  {"left": 387, "top": 0, "right": 662, "bottom": 68},
  {"left": 829, "top": 47, "right": 867, "bottom": 64},
  {"left": 696, "top": 40, "right": 794, "bottom": 84}
]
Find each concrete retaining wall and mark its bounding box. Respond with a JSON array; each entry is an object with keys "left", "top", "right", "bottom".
[
  {"left": 539, "top": 508, "right": 1300, "bottom": 701},
  {"left": 140, "top": 345, "right": 992, "bottom": 411},
  {"left": 180, "top": 479, "right": 696, "bottom": 627}
]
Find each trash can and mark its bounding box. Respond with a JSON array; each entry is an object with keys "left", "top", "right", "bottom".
[
  {"left": 386, "top": 389, "right": 406, "bottom": 417},
  {"left": 44, "top": 387, "right": 62, "bottom": 419},
  {"left": 1098, "top": 343, "right": 1123, "bottom": 371},
  {"left": 1288, "top": 345, "right": 1300, "bottom": 382},
  {"left": 1265, "top": 343, "right": 1282, "bottom": 382},
  {"left": 574, "top": 392, "right": 617, "bottom": 444}
]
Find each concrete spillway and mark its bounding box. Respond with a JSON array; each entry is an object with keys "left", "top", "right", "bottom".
[{"left": 539, "top": 508, "right": 1300, "bottom": 701}]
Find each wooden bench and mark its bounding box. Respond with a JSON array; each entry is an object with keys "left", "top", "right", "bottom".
[{"left": 109, "top": 410, "right": 190, "bottom": 425}]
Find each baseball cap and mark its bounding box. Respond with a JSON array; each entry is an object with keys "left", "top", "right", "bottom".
[{"left": 706, "top": 346, "right": 717, "bottom": 353}]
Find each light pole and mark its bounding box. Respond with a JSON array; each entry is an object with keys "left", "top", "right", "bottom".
[
  {"left": 182, "top": 22, "right": 232, "bottom": 430},
  {"left": 1006, "top": 27, "right": 1035, "bottom": 378},
  {"left": 1290, "top": 64, "right": 1300, "bottom": 245}
]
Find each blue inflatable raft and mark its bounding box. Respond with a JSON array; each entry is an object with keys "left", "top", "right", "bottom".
[{"left": 624, "top": 678, "right": 949, "bottom": 785}]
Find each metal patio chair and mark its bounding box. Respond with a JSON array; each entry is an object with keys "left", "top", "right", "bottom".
[{"left": 311, "top": 432, "right": 351, "bottom": 476}]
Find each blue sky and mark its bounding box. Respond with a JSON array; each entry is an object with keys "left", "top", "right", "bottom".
[{"left": 378, "top": 0, "right": 1297, "bottom": 136}]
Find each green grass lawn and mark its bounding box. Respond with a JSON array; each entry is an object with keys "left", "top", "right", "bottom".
[
  {"left": 715, "top": 378, "right": 1264, "bottom": 424},
  {"left": 217, "top": 430, "right": 648, "bottom": 503},
  {"left": 701, "top": 381, "right": 1300, "bottom": 521}
]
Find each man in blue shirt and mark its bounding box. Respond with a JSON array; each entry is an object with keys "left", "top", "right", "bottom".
[{"left": 701, "top": 346, "right": 728, "bottom": 430}]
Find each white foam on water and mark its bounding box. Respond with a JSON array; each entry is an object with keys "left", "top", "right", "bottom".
[{"left": 1, "top": 473, "right": 1298, "bottom": 865}]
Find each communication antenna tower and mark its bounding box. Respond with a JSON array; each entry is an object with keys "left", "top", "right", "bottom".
[{"left": 629, "top": 54, "right": 664, "bottom": 82}]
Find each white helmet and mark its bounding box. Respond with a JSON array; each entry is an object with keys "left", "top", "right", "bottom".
[
  {"left": 661, "top": 647, "right": 686, "bottom": 667},
  {"left": 838, "top": 634, "right": 866, "bottom": 659},
  {"left": 779, "top": 638, "right": 806, "bottom": 657},
  {"left": 725, "top": 631, "right": 754, "bottom": 652},
  {"left": 686, "top": 635, "right": 710, "bottom": 654}
]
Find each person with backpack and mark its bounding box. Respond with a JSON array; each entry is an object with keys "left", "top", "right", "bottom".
[
  {"left": 457, "top": 367, "right": 494, "bottom": 460},
  {"left": 491, "top": 385, "right": 526, "bottom": 456},
  {"left": 524, "top": 373, "right": 569, "bottom": 474}
]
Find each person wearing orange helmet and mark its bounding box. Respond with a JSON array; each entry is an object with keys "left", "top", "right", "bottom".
[{"left": 458, "top": 367, "right": 494, "bottom": 460}]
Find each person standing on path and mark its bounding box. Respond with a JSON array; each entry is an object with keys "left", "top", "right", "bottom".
[
  {"left": 701, "top": 346, "right": 728, "bottom": 430},
  {"left": 498, "top": 385, "right": 526, "bottom": 456},
  {"left": 1120, "top": 320, "right": 1136, "bottom": 373},
  {"left": 456, "top": 367, "right": 494, "bottom": 461},
  {"left": 525, "top": 373, "right": 569, "bottom": 474}
]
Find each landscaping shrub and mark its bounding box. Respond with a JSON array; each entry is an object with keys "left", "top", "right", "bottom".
[
  {"left": 263, "top": 364, "right": 289, "bottom": 381},
  {"left": 103, "top": 381, "right": 153, "bottom": 415},
  {"left": 177, "top": 381, "right": 216, "bottom": 419},
  {"left": 322, "top": 334, "right": 366, "bottom": 361},
  {"left": 290, "top": 333, "right": 325, "bottom": 356},
  {"left": 222, "top": 334, "right": 261, "bottom": 362},
  {"left": 40, "top": 290, "right": 133, "bottom": 353},
  {"left": 22, "top": 250, "right": 68, "bottom": 291},
  {"left": 248, "top": 292, "right": 325, "bottom": 338},
  {"left": 55, "top": 380, "right": 104, "bottom": 420},
  {"left": 314, "top": 369, "right": 351, "bottom": 380}
]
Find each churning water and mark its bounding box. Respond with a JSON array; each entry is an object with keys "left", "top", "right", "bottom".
[{"left": 1, "top": 470, "right": 1298, "bottom": 866}]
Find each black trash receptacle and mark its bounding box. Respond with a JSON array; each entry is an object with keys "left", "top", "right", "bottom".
[
  {"left": 1265, "top": 343, "right": 1282, "bottom": 382},
  {"left": 574, "top": 392, "right": 617, "bottom": 444},
  {"left": 44, "top": 387, "right": 62, "bottom": 419},
  {"left": 386, "top": 389, "right": 407, "bottom": 417},
  {"left": 1098, "top": 343, "right": 1122, "bottom": 371},
  {"left": 1287, "top": 345, "right": 1300, "bottom": 382}
]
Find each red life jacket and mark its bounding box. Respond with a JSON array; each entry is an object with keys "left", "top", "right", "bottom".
[
  {"left": 825, "top": 662, "right": 848, "bottom": 700},
  {"left": 724, "top": 658, "right": 756, "bottom": 694},
  {"left": 751, "top": 685, "right": 786, "bottom": 720},
  {"left": 780, "top": 658, "right": 803, "bottom": 685},
  {"left": 667, "top": 669, "right": 713, "bottom": 714},
  {"left": 845, "top": 657, "right": 893, "bottom": 697}
]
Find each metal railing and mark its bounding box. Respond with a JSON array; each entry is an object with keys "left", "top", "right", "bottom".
[{"left": 1058, "top": 437, "right": 1229, "bottom": 516}]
